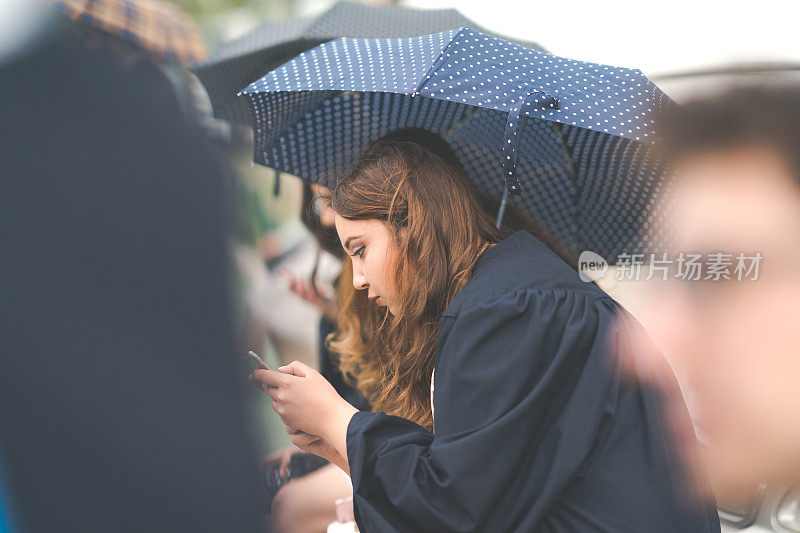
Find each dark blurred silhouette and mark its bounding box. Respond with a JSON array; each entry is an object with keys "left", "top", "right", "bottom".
[{"left": 0, "top": 14, "right": 263, "bottom": 533}]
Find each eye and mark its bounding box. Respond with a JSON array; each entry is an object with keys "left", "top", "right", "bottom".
[{"left": 351, "top": 244, "right": 365, "bottom": 258}]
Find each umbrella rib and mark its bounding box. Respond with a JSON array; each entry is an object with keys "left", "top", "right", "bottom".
[
  {"left": 442, "top": 106, "right": 485, "bottom": 139},
  {"left": 411, "top": 26, "right": 469, "bottom": 97}
]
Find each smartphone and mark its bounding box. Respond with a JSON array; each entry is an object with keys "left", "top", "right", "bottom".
[{"left": 245, "top": 350, "right": 274, "bottom": 372}]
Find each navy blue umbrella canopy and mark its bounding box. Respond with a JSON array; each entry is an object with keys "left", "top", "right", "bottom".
[
  {"left": 193, "top": 0, "right": 544, "bottom": 123},
  {"left": 241, "top": 27, "right": 674, "bottom": 260}
]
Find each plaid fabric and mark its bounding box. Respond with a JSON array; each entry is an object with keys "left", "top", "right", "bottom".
[{"left": 50, "top": 0, "right": 206, "bottom": 66}]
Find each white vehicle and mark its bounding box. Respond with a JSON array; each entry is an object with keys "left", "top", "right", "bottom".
[{"left": 719, "top": 483, "right": 800, "bottom": 532}]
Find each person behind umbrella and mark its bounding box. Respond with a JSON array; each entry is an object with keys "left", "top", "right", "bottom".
[{"left": 250, "top": 129, "right": 721, "bottom": 532}]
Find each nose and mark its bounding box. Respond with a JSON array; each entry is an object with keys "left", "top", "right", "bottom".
[{"left": 351, "top": 261, "right": 369, "bottom": 291}]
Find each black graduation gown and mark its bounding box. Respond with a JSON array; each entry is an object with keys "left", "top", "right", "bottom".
[{"left": 345, "top": 231, "right": 720, "bottom": 532}]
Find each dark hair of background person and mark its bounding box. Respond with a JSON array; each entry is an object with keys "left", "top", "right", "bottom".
[
  {"left": 656, "top": 84, "right": 800, "bottom": 180},
  {"left": 301, "top": 182, "right": 345, "bottom": 260},
  {"left": 0, "top": 16, "right": 263, "bottom": 533}
]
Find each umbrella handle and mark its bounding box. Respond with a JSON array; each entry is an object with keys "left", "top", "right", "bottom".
[
  {"left": 501, "top": 88, "right": 558, "bottom": 194},
  {"left": 522, "top": 88, "right": 559, "bottom": 108},
  {"left": 495, "top": 187, "right": 510, "bottom": 229},
  {"left": 497, "top": 88, "right": 558, "bottom": 227}
]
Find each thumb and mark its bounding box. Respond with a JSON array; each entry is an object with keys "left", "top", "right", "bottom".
[{"left": 278, "top": 360, "right": 310, "bottom": 377}]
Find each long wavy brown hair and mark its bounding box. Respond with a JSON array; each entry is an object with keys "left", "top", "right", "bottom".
[{"left": 325, "top": 128, "right": 560, "bottom": 430}]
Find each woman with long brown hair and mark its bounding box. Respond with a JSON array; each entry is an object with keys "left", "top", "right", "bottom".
[{"left": 252, "top": 129, "right": 719, "bottom": 532}]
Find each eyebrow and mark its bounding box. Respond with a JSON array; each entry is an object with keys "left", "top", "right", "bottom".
[{"left": 343, "top": 235, "right": 361, "bottom": 251}]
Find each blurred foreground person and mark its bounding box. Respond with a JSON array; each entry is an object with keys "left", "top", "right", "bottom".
[
  {"left": 654, "top": 85, "right": 800, "bottom": 495},
  {"left": 0, "top": 11, "right": 263, "bottom": 532}
]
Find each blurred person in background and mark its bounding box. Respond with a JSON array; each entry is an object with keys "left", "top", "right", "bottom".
[
  {"left": 287, "top": 182, "right": 370, "bottom": 411},
  {"left": 650, "top": 85, "right": 800, "bottom": 497},
  {"left": 263, "top": 182, "right": 365, "bottom": 533}
]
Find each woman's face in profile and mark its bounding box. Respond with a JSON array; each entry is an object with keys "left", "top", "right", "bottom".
[{"left": 334, "top": 213, "right": 400, "bottom": 314}]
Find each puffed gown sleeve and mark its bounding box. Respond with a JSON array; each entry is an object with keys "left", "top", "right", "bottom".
[{"left": 345, "top": 288, "right": 718, "bottom": 533}]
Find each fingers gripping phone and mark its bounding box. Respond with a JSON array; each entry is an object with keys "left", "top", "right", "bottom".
[{"left": 245, "top": 350, "right": 274, "bottom": 372}]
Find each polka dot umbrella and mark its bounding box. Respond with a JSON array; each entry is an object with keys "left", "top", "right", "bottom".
[
  {"left": 193, "top": 0, "right": 544, "bottom": 124},
  {"left": 240, "top": 27, "right": 675, "bottom": 261}
]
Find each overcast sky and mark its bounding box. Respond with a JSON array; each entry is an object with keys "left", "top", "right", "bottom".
[{"left": 400, "top": 0, "right": 799, "bottom": 76}]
